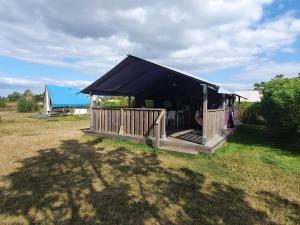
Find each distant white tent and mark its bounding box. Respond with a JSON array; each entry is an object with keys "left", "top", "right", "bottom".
[{"left": 234, "top": 90, "right": 262, "bottom": 102}]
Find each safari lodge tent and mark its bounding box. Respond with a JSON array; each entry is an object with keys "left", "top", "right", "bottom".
[
  {"left": 44, "top": 85, "right": 90, "bottom": 115},
  {"left": 81, "top": 55, "right": 239, "bottom": 153}
]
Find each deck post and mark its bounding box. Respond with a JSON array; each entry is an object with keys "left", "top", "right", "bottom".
[
  {"left": 89, "top": 93, "right": 94, "bottom": 131},
  {"left": 119, "top": 109, "right": 124, "bottom": 135},
  {"left": 154, "top": 110, "right": 165, "bottom": 147},
  {"left": 222, "top": 93, "right": 226, "bottom": 129},
  {"left": 154, "top": 122, "right": 160, "bottom": 148},
  {"left": 202, "top": 84, "right": 208, "bottom": 144},
  {"left": 161, "top": 109, "right": 166, "bottom": 140}
]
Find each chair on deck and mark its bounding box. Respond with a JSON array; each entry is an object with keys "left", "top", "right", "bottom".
[{"left": 167, "top": 110, "right": 176, "bottom": 127}]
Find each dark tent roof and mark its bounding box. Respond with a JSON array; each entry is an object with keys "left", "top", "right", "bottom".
[{"left": 81, "top": 55, "right": 220, "bottom": 97}]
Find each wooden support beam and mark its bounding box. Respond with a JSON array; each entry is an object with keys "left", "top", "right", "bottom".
[
  {"left": 161, "top": 109, "right": 166, "bottom": 140},
  {"left": 154, "top": 123, "right": 160, "bottom": 148},
  {"left": 202, "top": 84, "right": 208, "bottom": 143},
  {"left": 119, "top": 109, "right": 124, "bottom": 135},
  {"left": 154, "top": 110, "right": 164, "bottom": 148},
  {"left": 222, "top": 94, "right": 225, "bottom": 110},
  {"left": 89, "top": 93, "right": 94, "bottom": 130},
  {"left": 222, "top": 93, "right": 226, "bottom": 129}
]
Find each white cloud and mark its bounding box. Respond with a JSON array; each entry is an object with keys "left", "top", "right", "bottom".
[
  {"left": 41, "top": 78, "right": 92, "bottom": 89},
  {"left": 0, "top": 76, "right": 92, "bottom": 96},
  {"left": 117, "top": 8, "right": 148, "bottom": 24},
  {"left": 280, "top": 47, "right": 296, "bottom": 53},
  {"left": 237, "top": 61, "right": 300, "bottom": 82},
  {"left": 0, "top": 0, "right": 299, "bottom": 79},
  {"left": 0, "top": 77, "right": 42, "bottom": 88}
]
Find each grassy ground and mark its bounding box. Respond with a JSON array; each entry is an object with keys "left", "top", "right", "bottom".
[{"left": 0, "top": 109, "right": 299, "bottom": 225}]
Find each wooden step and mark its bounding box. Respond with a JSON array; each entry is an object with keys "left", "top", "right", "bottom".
[{"left": 160, "top": 139, "right": 211, "bottom": 154}]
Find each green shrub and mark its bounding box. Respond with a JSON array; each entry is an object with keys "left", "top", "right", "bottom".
[
  {"left": 94, "top": 96, "right": 129, "bottom": 108},
  {"left": 257, "top": 75, "right": 300, "bottom": 134},
  {"left": 7, "top": 91, "right": 21, "bottom": 101},
  {"left": 17, "top": 97, "right": 37, "bottom": 113},
  {"left": 33, "top": 93, "right": 44, "bottom": 102},
  {"left": 0, "top": 100, "right": 6, "bottom": 108},
  {"left": 236, "top": 102, "right": 262, "bottom": 124},
  {"left": 145, "top": 100, "right": 154, "bottom": 108}
]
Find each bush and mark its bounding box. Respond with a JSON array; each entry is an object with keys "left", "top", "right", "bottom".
[
  {"left": 7, "top": 91, "right": 21, "bottom": 101},
  {"left": 0, "top": 100, "right": 6, "bottom": 108},
  {"left": 236, "top": 102, "right": 262, "bottom": 124},
  {"left": 17, "top": 97, "right": 37, "bottom": 112},
  {"left": 33, "top": 93, "right": 44, "bottom": 102},
  {"left": 257, "top": 75, "right": 300, "bottom": 134},
  {"left": 94, "top": 96, "right": 129, "bottom": 108}
]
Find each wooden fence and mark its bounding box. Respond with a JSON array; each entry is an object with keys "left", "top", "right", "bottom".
[
  {"left": 206, "top": 109, "right": 225, "bottom": 141},
  {"left": 91, "top": 108, "right": 166, "bottom": 147},
  {"left": 91, "top": 107, "right": 225, "bottom": 146}
]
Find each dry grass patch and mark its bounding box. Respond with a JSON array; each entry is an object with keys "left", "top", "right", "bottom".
[{"left": 0, "top": 111, "right": 299, "bottom": 225}]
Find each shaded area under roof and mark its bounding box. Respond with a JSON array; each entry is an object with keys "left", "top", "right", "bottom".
[
  {"left": 47, "top": 85, "right": 90, "bottom": 108},
  {"left": 81, "top": 55, "right": 220, "bottom": 97}
]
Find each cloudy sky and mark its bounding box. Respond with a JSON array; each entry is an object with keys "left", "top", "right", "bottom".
[{"left": 1, "top": 0, "right": 300, "bottom": 96}]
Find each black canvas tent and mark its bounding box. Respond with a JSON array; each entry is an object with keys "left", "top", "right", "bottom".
[
  {"left": 82, "top": 55, "right": 240, "bottom": 152},
  {"left": 81, "top": 55, "right": 220, "bottom": 99}
]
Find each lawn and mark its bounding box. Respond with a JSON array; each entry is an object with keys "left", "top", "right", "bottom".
[{"left": 0, "top": 109, "right": 299, "bottom": 225}]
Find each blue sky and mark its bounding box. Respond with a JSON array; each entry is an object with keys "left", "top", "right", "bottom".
[{"left": 1, "top": 0, "right": 300, "bottom": 96}]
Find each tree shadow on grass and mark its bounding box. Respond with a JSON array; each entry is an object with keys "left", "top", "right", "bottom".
[
  {"left": 257, "top": 191, "right": 300, "bottom": 225},
  {"left": 0, "top": 139, "right": 279, "bottom": 225}
]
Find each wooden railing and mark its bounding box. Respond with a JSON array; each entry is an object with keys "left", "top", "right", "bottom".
[
  {"left": 224, "top": 110, "right": 230, "bottom": 127},
  {"left": 206, "top": 109, "right": 225, "bottom": 141},
  {"left": 154, "top": 110, "right": 165, "bottom": 147},
  {"left": 91, "top": 108, "right": 166, "bottom": 147}
]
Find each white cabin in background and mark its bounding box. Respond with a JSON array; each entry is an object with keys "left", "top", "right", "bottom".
[{"left": 234, "top": 90, "right": 262, "bottom": 102}]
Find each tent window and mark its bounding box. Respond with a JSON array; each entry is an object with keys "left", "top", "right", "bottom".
[
  {"left": 145, "top": 100, "right": 154, "bottom": 108},
  {"left": 163, "top": 100, "right": 172, "bottom": 108}
]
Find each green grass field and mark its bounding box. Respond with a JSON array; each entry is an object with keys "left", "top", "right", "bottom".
[{"left": 0, "top": 109, "right": 299, "bottom": 225}]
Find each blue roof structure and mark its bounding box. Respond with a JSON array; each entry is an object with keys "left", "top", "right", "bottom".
[{"left": 47, "top": 85, "right": 90, "bottom": 108}]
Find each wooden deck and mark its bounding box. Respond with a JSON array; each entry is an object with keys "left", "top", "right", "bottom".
[
  {"left": 90, "top": 127, "right": 237, "bottom": 154},
  {"left": 160, "top": 128, "right": 236, "bottom": 154},
  {"left": 167, "top": 129, "right": 203, "bottom": 144},
  {"left": 159, "top": 129, "right": 206, "bottom": 154},
  {"left": 90, "top": 107, "right": 233, "bottom": 154}
]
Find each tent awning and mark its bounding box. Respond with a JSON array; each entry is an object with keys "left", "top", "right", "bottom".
[{"left": 81, "top": 55, "right": 220, "bottom": 96}]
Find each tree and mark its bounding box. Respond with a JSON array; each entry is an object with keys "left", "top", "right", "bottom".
[
  {"left": 253, "top": 82, "right": 265, "bottom": 92},
  {"left": 7, "top": 91, "right": 21, "bottom": 101},
  {"left": 17, "top": 89, "right": 38, "bottom": 113},
  {"left": 0, "top": 99, "right": 6, "bottom": 108},
  {"left": 259, "top": 75, "right": 300, "bottom": 134},
  {"left": 94, "top": 96, "right": 129, "bottom": 108},
  {"left": 33, "top": 93, "right": 44, "bottom": 102},
  {"left": 23, "top": 89, "right": 33, "bottom": 100}
]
